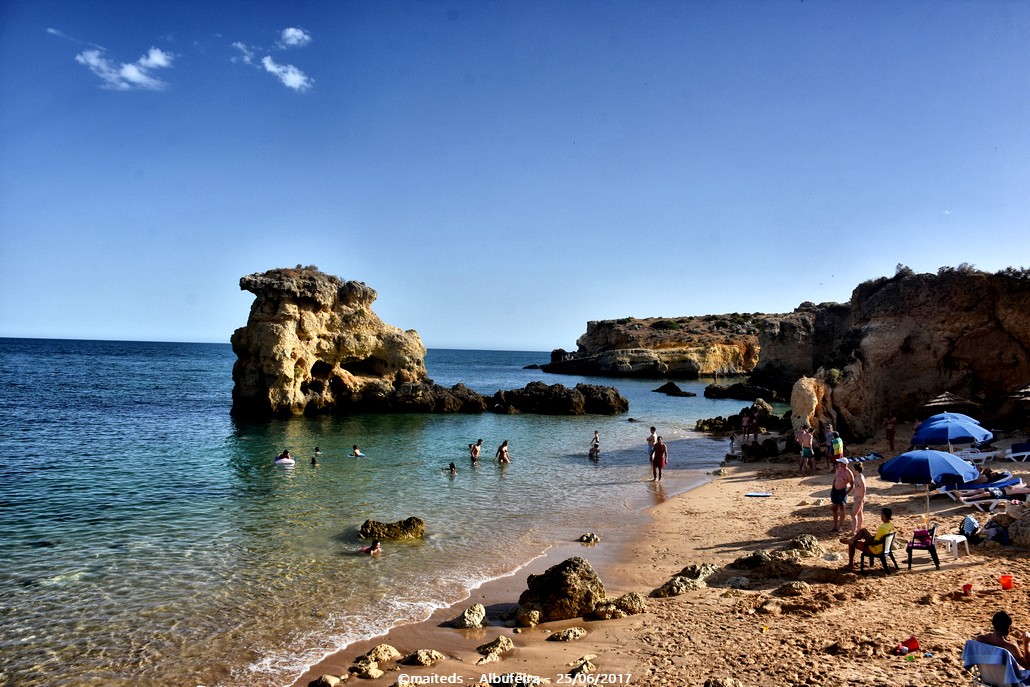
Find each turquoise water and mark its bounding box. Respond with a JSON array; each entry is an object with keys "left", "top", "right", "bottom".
[{"left": 0, "top": 340, "right": 764, "bottom": 687}]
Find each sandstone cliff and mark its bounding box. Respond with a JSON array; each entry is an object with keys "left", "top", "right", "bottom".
[
  {"left": 230, "top": 267, "right": 628, "bottom": 418},
  {"left": 773, "top": 269, "right": 1030, "bottom": 439},
  {"left": 541, "top": 315, "right": 771, "bottom": 378}
]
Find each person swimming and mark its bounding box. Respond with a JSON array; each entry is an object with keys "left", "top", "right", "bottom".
[
  {"left": 359, "top": 540, "right": 382, "bottom": 556},
  {"left": 447, "top": 462, "right": 458, "bottom": 476},
  {"left": 352, "top": 445, "right": 364, "bottom": 457}
]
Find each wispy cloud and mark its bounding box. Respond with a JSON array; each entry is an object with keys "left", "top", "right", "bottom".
[
  {"left": 233, "top": 27, "right": 314, "bottom": 92},
  {"left": 278, "top": 27, "right": 312, "bottom": 49},
  {"left": 261, "top": 56, "right": 314, "bottom": 92},
  {"left": 74, "top": 46, "right": 175, "bottom": 91}
]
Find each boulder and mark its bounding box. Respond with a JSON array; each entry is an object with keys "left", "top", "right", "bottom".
[
  {"left": 348, "top": 658, "right": 382, "bottom": 680},
  {"left": 730, "top": 550, "right": 773, "bottom": 570},
  {"left": 359, "top": 644, "right": 401, "bottom": 663},
  {"left": 776, "top": 581, "right": 811, "bottom": 597},
  {"left": 451, "top": 603, "right": 486, "bottom": 629},
  {"left": 489, "top": 382, "right": 628, "bottom": 415},
  {"left": 592, "top": 592, "right": 646, "bottom": 620},
  {"left": 651, "top": 576, "right": 706, "bottom": 597},
  {"left": 477, "top": 635, "right": 515, "bottom": 655},
  {"left": 725, "top": 576, "right": 750, "bottom": 589},
  {"left": 548, "top": 627, "right": 588, "bottom": 642},
  {"left": 308, "top": 676, "right": 343, "bottom": 687},
  {"left": 653, "top": 382, "right": 696, "bottom": 397},
  {"left": 679, "top": 563, "right": 721, "bottom": 581},
  {"left": 359, "top": 517, "right": 425, "bottom": 540},
  {"left": 516, "top": 557, "right": 606, "bottom": 625},
  {"left": 400, "top": 649, "right": 447, "bottom": 666}
]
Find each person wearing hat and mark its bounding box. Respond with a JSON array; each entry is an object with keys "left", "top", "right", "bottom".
[{"left": 830, "top": 456, "right": 854, "bottom": 533}]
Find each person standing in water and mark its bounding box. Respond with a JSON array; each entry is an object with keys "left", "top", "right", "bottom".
[
  {"left": 646, "top": 426, "right": 658, "bottom": 462},
  {"left": 495, "top": 440, "right": 511, "bottom": 463},
  {"left": 352, "top": 445, "right": 364, "bottom": 457},
  {"left": 651, "top": 436, "right": 669, "bottom": 481},
  {"left": 469, "top": 439, "right": 483, "bottom": 463},
  {"left": 589, "top": 430, "right": 600, "bottom": 460}
]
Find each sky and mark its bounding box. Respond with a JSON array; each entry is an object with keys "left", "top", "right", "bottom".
[{"left": 1, "top": 1, "right": 1029, "bottom": 351}]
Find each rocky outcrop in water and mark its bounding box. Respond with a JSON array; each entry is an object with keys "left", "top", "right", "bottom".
[
  {"left": 231, "top": 268, "right": 628, "bottom": 417},
  {"left": 540, "top": 315, "right": 772, "bottom": 378},
  {"left": 360, "top": 517, "right": 426, "bottom": 540}
]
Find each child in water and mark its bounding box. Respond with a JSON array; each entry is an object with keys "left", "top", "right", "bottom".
[{"left": 359, "top": 540, "right": 382, "bottom": 556}]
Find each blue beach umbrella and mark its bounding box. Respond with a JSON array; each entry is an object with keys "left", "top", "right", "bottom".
[
  {"left": 912, "top": 416, "right": 993, "bottom": 448},
  {"left": 878, "top": 449, "right": 980, "bottom": 521},
  {"left": 925, "top": 412, "right": 981, "bottom": 425}
]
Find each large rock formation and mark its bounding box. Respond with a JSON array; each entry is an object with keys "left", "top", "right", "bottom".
[
  {"left": 230, "top": 268, "right": 628, "bottom": 417},
  {"left": 515, "top": 557, "right": 606, "bottom": 626},
  {"left": 773, "top": 269, "right": 1030, "bottom": 438},
  {"left": 540, "top": 315, "right": 771, "bottom": 378}
]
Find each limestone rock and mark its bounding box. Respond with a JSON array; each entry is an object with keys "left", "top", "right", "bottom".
[
  {"left": 400, "top": 649, "right": 447, "bottom": 666},
  {"left": 569, "top": 659, "right": 596, "bottom": 676},
  {"left": 451, "top": 603, "right": 486, "bottom": 629},
  {"left": 592, "top": 591, "right": 645, "bottom": 620},
  {"left": 309, "top": 675, "right": 343, "bottom": 687},
  {"left": 730, "top": 550, "right": 773, "bottom": 570},
  {"left": 359, "top": 517, "right": 425, "bottom": 540},
  {"left": 578, "top": 533, "right": 600, "bottom": 543},
  {"left": 653, "top": 382, "right": 696, "bottom": 397},
  {"left": 231, "top": 268, "right": 628, "bottom": 417},
  {"left": 348, "top": 658, "right": 383, "bottom": 679},
  {"left": 547, "top": 627, "right": 587, "bottom": 642},
  {"left": 776, "top": 581, "right": 811, "bottom": 597},
  {"left": 476, "top": 635, "right": 515, "bottom": 656},
  {"left": 703, "top": 678, "right": 745, "bottom": 687},
  {"left": 516, "top": 557, "right": 606, "bottom": 625},
  {"left": 541, "top": 316, "right": 770, "bottom": 378},
  {"left": 768, "top": 271, "right": 1030, "bottom": 439},
  {"left": 651, "top": 575, "right": 706, "bottom": 598},
  {"left": 679, "top": 563, "right": 721, "bottom": 581},
  {"left": 489, "top": 382, "right": 628, "bottom": 415},
  {"left": 725, "top": 576, "right": 750, "bottom": 589},
  {"left": 514, "top": 608, "right": 541, "bottom": 627},
  {"left": 360, "top": 644, "right": 401, "bottom": 663}
]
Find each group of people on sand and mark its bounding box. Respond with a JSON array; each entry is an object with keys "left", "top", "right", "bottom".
[
  {"left": 828, "top": 454, "right": 868, "bottom": 535},
  {"left": 646, "top": 426, "right": 669, "bottom": 481},
  {"left": 467, "top": 438, "right": 511, "bottom": 464},
  {"left": 795, "top": 423, "right": 844, "bottom": 475}
]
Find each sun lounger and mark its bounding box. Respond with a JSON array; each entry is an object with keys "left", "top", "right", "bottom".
[
  {"left": 940, "top": 474, "right": 1019, "bottom": 502},
  {"left": 958, "top": 486, "right": 1024, "bottom": 513},
  {"left": 1005, "top": 443, "right": 1030, "bottom": 462},
  {"left": 958, "top": 448, "right": 998, "bottom": 466}
]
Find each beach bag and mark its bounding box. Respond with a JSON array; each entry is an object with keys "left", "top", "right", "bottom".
[
  {"left": 961, "top": 514, "right": 983, "bottom": 544},
  {"left": 831, "top": 436, "right": 844, "bottom": 458}
]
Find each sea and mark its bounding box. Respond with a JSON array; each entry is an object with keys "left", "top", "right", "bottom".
[{"left": 0, "top": 339, "right": 775, "bottom": 687}]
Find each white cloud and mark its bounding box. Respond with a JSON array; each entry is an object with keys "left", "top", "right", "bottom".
[
  {"left": 261, "top": 56, "right": 314, "bottom": 92},
  {"left": 231, "top": 41, "right": 255, "bottom": 65},
  {"left": 74, "top": 46, "right": 175, "bottom": 91},
  {"left": 278, "top": 27, "right": 312, "bottom": 49}
]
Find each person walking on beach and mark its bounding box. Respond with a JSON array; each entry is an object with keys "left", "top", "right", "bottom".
[
  {"left": 883, "top": 414, "right": 898, "bottom": 452},
  {"left": 830, "top": 457, "right": 854, "bottom": 533},
  {"left": 647, "top": 426, "right": 658, "bottom": 462},
  {"left": 469, "top": 438, "right": 483, "bottom": 463},
  {"left": 651, "top": 436, "right": 669, "bottom": 482},
  {"left": 496, "top": 440, "right": 511, "bottom": 463},
  {"left": 840, "top": 507, "right": 894, "bottom": 570},
  {"left": 797, "top": 426, "right": 815, "bottom": 475},
  {"left": 849, "top": 463, "right": 867, "bottom": 536}
]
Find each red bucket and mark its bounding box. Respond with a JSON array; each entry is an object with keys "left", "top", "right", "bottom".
[
  {"left": 963, "top": 583, "right": 974, "bottom": 596},
  {"left": 1001, "top": 575, "right": 1015, "bottom": 590}
]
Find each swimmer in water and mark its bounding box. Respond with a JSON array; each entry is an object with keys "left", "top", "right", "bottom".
[{"left": 360, "top": 540, "right": 382, "bottom": 556}]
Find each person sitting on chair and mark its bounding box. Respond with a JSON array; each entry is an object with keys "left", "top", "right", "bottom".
[
  {"left": 840, "top": 507, "right": 895, "bottom": 570},
  {"left": 974, "top": 610, "right": 1030, "bottom": 669}
]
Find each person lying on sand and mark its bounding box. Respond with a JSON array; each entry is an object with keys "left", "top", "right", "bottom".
[{"left": 974, "top": 610, "right": 1030, "bottom": 669}]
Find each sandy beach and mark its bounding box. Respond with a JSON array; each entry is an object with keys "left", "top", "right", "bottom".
[{"left": 293, "top": 427, "right": 1030, "bottom": 687}]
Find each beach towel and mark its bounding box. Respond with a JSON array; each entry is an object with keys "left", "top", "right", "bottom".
[
  {"left": 962, "top": 640, "right": 1030, "bottom": 686},
  {"left": 831, "top": 437, "right": 844, "bottom": 459}
]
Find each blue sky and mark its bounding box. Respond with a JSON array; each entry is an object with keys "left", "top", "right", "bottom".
[{"left": 2, "top": 1, "right": 1028, "bottom": 351}]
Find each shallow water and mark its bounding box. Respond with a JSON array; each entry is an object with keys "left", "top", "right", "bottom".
[{"left": 0, "top": 340, "right": 771, "bottom": 686}]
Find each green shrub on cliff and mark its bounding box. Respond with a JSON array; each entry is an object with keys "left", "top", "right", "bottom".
[
  {"left": 826, "top": 368, "right": 844, "bottom": 386},
  {"left": 651, "top": 320, "right": 681, "bottom": 330}
]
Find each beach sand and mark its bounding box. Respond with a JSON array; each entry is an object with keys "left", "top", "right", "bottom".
[{"left": 293, "top": 427, "right": 1030, "bottom": 687}]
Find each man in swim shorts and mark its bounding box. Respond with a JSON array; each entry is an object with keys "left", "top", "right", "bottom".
[
  {"left": 830, "top": 457, "right": 854, "bottom": 533},
  {"left": 797, "top": 426, "right": 815, "bottom": 475}
]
